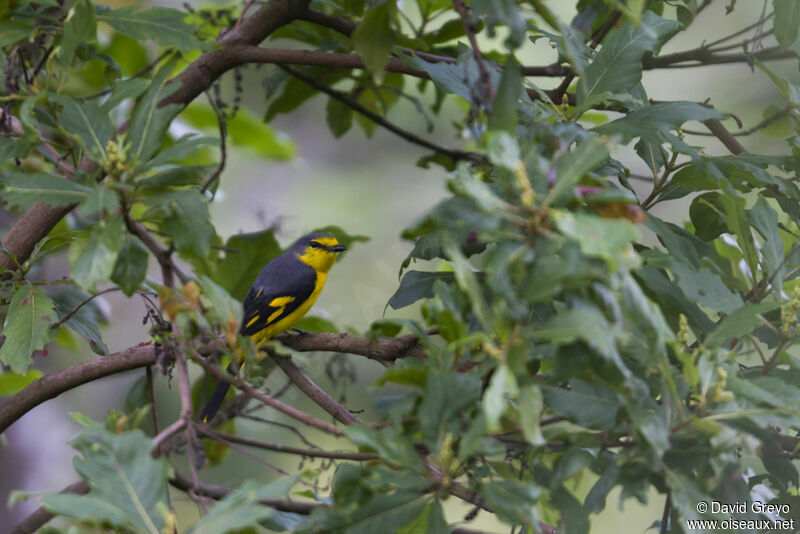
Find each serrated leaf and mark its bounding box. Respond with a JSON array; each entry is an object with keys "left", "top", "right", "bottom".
[
  {"left": 545, "top": 135, "right": 609, "bottom": 206},
  {"left": 0, "top": 137, "right": 38, "bottom": 163},
  {"left": 419, "top": 371, "right": 481, "bottom": 449},
  {"left": 59, "top": 0, "right": 96, "bottom": 70},
  {"left": 351, "top": 1, "right": 395, "bottom": 83},
  {"left": 145, "top": 188, "right": 213, "bottom": 258},
  {"left": 576, "top": 12, "right": 679, "bottom": 112},
  {"left": 198, "top": 275, "right": 242, "bottom": 326},
  {"left": 0, "top": 285, "right": 55, "bottom": 374},
  {"left": 387, "top": 270, "right": 455, "bottom": 309},
  {"left": 749, "top": 197, "right": 784, "bottom": 295},
  {"left": 326, "top": 97, "right": 353, "bottom": 138},
  {"left": 189, "top": 477, "right": 298, "bottom": 534},
  {"left": 97, "top": 6, "right": 207, "bottom": 52},
  {"left": 0, "top": 369, "right": 43, "bottom": 396},
  {"left": 57, "top": 95, "right": 114, "bottom": 162},
  {"left": 0, "top": 172, "right": 92, "bottom": 210},
  {"left": 212, "top": 229, "right": 282, "bottom": 301},
  {"left": 52, "top": 288, "right": 109, "bottom": 356},
  {"left": 345, "top": 425, "right": 421, "bottom": 468},
  {"left": 718, "top": 192, "right": 758, "bottom": 281},
  {"left": 488, "top": 56, "right": 520, "bottom": 132},
  {"left": 126, "top": 59, "right": 183, "bottom": 166},
  {"left": 542, "top": 380, "right": 620, "bottom": 430},
  {"left": 774, "top": 0, "right": 800, "bottom": 48},
  {"left": 41, "top": 424, "right": 172, "bottom": 533},
  {"left": 111, "top": 233, "right": 148, "bottom": 296},
  {"left": 552, "top": 211, "right": 640, "bottom": 270},
  {"left": 481, "top": 480, "right": 541, "bottom": 527},
  {"left": 67, "top": 216, "right": 125, "bottom": 290}
]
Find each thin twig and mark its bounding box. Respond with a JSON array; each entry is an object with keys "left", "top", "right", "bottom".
[
  {"left": 269, "top": 352, "right": 362, "bottom": 425},
  {"left": 9, "top": 480, "right": 89, "bottom": 534},
  {"left": 190, "top": 352, "right": 345, "bottom": 436},
  {"left": 199, "top": 425, "right": 378, "bottom": 460},
  {"left": 50, "top": 287, "right": 118, "bottom": 330},
  {"left": 201, "top": 91, "right": 228, "bottom": 194},
  {"left": 452, "top": 0, "right": 493, "bottom": 107},
  {"left": 683, "top": 104, "right": 794, "bottom": 137},
  {"left": 280, "top": 64, "right": 485, "bottom": 164}
]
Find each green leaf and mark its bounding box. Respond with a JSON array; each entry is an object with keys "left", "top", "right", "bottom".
[
  {"left": 576, "top": 11, "right": 679, "bottom": 112},
  {"left": 774, "top": 0, "right": 800, "bottom": 48},
  {"left": 481, "top": 480, "right": 541, "bottom": 527},
  {"left": 689, "top": 192, "right": 728, "bottom": 241},
  {"left": 111, "top": 234, "right": 149, "bottom": 296},
  {"left": 483, "top": 364, "right": 518, "bottom": 432},
  {"left": 52, "top": 288, "right": 109, "bottom": 356},
  {"left": 718, "top": 192, "right": 759, "bottom": 281},
  {"left": 703, "top": 302, "right": 779, "bottom": 348},
  {"left": 533, "top": 307, "right": 629, "bottom": 375},
  {"left": 0, "top": 137, "right": 39, "bottom": 163},
  {"left": 102, "top": 77, "right": 150, "bottom": 112},
  {"left": 212, "top": 229, "right": 282, "bottom": 301},
  {"left": 41, "top": 424, "right": 172, "bottom": 534},
  {"left": 388, "top": 270, "right": 455, "bottom": 309},
  {"left": 419, "top": 371, "right": 481, "bottom": 449},
  {"left": 189, "top": 477, "right": 298, "bottom": 534},
  {"left": 0, "top": 369, "right": 43, "bottom": 396},
  {"left": 97, "top": 6, "right": 207, "bottom": 52},
  {"left": 542, "top": 379, "right": 620, "bottom": 430},
  {"left": 145, "top": 189, "right": 213, "bottom": 258},
  {"left": 0, "top": 172, "right": 92, "bottom": 210},
  {"left": 126, "top": 59, "right": 183, "bottom": 166},
  {"left": 749, "top": 197, "right": 785, "bottom": 295},
  {"left": 544, "top": 135, "right": 610, "bottom": 206},
  {"left": 81, "top": 186, "right": 120, "bottom": 216},
  {"left": 67, "top": 216, "right": 125, "bottom": 290},
  {"left": 181, "top": 103, "right": 295, "bottom": 160},
  {"left": 593, "top": 101, "right": 724, "bottom": 144},
  {"left": 472, "top": 0, "right": 526, "bottom": 48},
  {"left": 396, "top": 502, "right": 448, "bottom": 534},
  {"left": 198, "top": 275, "right": 242, "bottom": 326},
  {"left": 57, "top": 95, "right": 114, "bottom": 162},
  {"left": 345, "top": 425, "right": 421, "bottom": 468},
  {"left": 488, "top": 56, "right": 520, "bottom": 132},
  {"left": 351, "top": 1, "right": 395, "bottom": 83},
  {"left": 552, "top": 211, "right": 640, "bottom": 270},
  {"left": 59, "top": 0, "right": 97, "bottom": 69},
  {"left": 140, "top": 134, "right": 219, "bottom": 171},
  {"left": 0, "top": 285, "right": 55, "bottom": 373},
  {"left": 326, "top": 97, "right": 353, "bottom": 138},
  {"left": 519, "top": 384, "right": 546, "bottom": 446}
]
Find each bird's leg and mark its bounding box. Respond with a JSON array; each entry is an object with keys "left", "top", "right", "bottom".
[{"left": 290, "top": 327, "right": 311, "bottom": 338}]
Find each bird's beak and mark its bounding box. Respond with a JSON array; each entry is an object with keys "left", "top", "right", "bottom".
[{"left": 331, "top": 244, "right": 347, "bottom": 252}]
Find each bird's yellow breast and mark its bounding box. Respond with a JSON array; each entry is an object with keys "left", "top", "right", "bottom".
[{"left": 251, "top": 271, "right": 327, "bottom": 344}]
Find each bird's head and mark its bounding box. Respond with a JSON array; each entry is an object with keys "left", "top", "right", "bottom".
[{"left": 293, "top": 232, "right": 347, "bottom": 273}]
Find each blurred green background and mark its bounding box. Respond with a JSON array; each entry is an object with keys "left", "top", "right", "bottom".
[{"left": 1, "top": 1, "right": 797, "bottom": 532}]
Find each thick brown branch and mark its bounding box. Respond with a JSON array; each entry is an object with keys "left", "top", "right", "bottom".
[
  {"left": 0, "top": 343, "right": 155, "bottom": 434},
  {"left": 277, "top": 330, "right": 428, "bottom": 361},
  {"left": 644, "top": 46, "right": 796, "bottom": 69},
  {"left": 703, "top": 118, "right": 747, "bottom": 155},
  {"left": 9, "top": 480, "right": 90, "bottom": 534},
  {"left": 269, "top": 352, "right": 362, "bottom": 425}
]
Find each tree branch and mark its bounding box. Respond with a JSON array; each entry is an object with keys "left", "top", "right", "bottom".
[
  {"left": 269, "top": 352, "right": 362, "bottom": 425},
  {"left": 280, "top": 64, "right": 485, "bottom": 163},
  {"left": 197, "top": 425, "right": 378, "bottom": 460},
  {"left": 703, "top": 118, "right": 747, "bottom": 155},
  {"left": 0, "top": 343, "right": 156, "bottom": 434},
  {"left": 9, "top": 480, "right": 90, "bottom": 534}
]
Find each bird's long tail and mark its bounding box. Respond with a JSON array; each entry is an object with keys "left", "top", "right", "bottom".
[{"left": 199, "top": 356, "right": 243, "bottom": 423}]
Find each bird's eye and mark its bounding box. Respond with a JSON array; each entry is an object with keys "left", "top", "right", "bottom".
[{"left": 310, "top": 242, "right": 321, "bottom": 248}]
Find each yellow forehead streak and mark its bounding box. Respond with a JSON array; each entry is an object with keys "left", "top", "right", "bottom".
[
  {"left": 267, "top": 308, "right": 284, "bottom": 323},
  {"left": 269, "top": 296, "right": 295, "bottom": 307},
  {"left": 246, "top": 315, "right": 260, "bottom": 327},
  {"left": 255, "top": 288, "right": 263, "bottom": 298},
  {"left": 312, "top": 237, "right": 339, "bottom": 247}
]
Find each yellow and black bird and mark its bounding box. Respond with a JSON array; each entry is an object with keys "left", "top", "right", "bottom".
[{"left": 199, "top": 231, "right": 347, "bottom": 423}]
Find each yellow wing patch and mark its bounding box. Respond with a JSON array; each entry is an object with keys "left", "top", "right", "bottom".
[
  {"left": 267, "top": 308, "right": 284, "bottom": 323},
  {"left": 269, "top": 296, "right": 296, "bottom": 307},
  {"left": 246, "top": 315, "right": 260, "bottom": 327}
]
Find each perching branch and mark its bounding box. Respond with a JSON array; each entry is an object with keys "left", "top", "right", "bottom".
[{"left": 9, "top": 480, "right": 90, "bottom": 534}]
